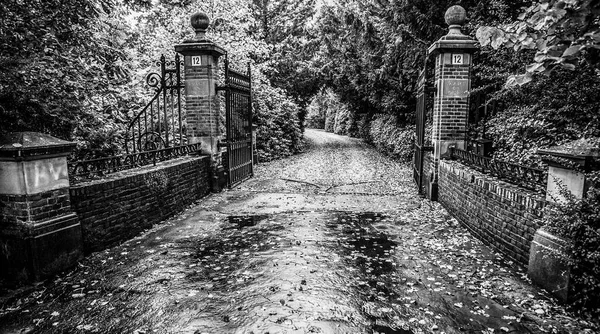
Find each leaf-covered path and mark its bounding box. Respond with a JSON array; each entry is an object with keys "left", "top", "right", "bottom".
[{"left": 0, "top": 129, "right": 596, "bottom": 334}]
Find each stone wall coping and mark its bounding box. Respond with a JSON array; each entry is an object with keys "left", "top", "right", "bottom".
[
  {"left": 70, "top": 155, "right": 209, "bottom": 188},
  {"left": 0, "top": 132, "right": 75, "bottom": 160},
  {"left": 440, "top": 160, "right": 546, "bottom": 207},
  {"left": 538, "top": 139, "right": 600, "bottom": 171}
]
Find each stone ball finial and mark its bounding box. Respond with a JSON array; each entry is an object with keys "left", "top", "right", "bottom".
[
  {"left": 191, "top": 12, "right": 210, "bottom": 40},
  {"left": 444, "top": 5, "right": 466, "bottom": 35}
]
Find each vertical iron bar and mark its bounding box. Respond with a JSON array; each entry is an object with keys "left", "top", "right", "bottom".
[
  {"left": 161, "top": 55, "right": 168, "bottom": 147},
  {"left": 170, "top": 78, "right": 175, "bottom": 146},
  {"left": 150, "top": 99, "right": 155, "bottom": 143},
  {"left": 248, "top": 62, "right": 253, "bottom": 176},
  {"left": 224, "top": 55, "right": 232, "bottom": 187},
  {"left": 176, "top": 54, "right": 183, "bottom": 145}
]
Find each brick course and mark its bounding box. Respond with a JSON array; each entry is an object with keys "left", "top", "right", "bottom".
[
  {"left": 0, "top": 188, "right": 71, "bottom": 230},
  {"left": 438, "top": 160, "right": 545, "bottom": 266},
  {"left": 69, "top": 156, "right": 210, "bottom": 253}
]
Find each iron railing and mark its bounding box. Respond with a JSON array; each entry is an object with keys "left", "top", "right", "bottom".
[
  {"left": 449, "top": 147, "right": 547, "bottom": 192},
  {"left": 69, "top": 143, "right": 202, "bottom": 180},
  {"left": 125, "top": 54, "right": 185, "bottom": 154}
]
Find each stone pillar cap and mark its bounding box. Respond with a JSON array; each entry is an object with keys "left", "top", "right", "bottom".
[
  {"left": 539, "top": 138, "right": 600, "bottom": 171},
  {"left": 428, "top": 5, "right": 477, "bottom": 55},
  {"left": 445, "top": 5, "right": 466, "bottom": 35},
  {"left": 175, "top": 11, "right": 226, "bottom": 58},
  {"left": 190, "top": 12, "right": 210, "bottom": 42},
  {"left": 0, "top": 132, "right": 75, "bottom": 159}
]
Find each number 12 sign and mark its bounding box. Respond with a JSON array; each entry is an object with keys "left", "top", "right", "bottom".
[
  {"left": 451, "top": 54, "right": 464, "bottom": 65},
  {"left": 191, "top": 56, "right": 202, "bottom": 66}
]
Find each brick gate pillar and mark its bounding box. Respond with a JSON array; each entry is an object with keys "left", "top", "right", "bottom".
[
  {"left": 175, "top": 13, "right": 225, "bottom": 159},
  {"left": 428, "top": 5, "right": 478, "bottom": 185},
  {"left": 0, "top": 132, "right": 83, "bottom": 284},
  {"left": 175, "top": 12, "right": 227, "bottom": 190}
]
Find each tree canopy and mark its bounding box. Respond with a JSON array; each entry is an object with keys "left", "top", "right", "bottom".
[
  {"left": 478, "top": 0, "right": 600, "bottom": 86},
  {"left": 1, "top": 0, "right": 599, "bottom": 166}
]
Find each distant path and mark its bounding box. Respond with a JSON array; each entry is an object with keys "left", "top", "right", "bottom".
[{"left": 240, "top": 128, "right": 413, "bottom": 195}]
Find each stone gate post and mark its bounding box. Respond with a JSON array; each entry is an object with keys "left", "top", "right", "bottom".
[
  {"left": 528, "top": 141, "right": 599, "bottom": 302},
  {"left": 175, "top": 12, "right": 226, "bottom": 189},
  {"left": 428, "top": 6, "right": 478, "bottom": 191},
  {"left": 0, "top": 132, "right": 83, "bottom": 283}
]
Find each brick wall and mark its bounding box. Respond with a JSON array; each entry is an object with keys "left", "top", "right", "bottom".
[
  {"left": 438, "top": 160, "right": 545, "bottom": 266},
  {"left": 0, "top": 189, "right": 72, "bottom": 233},
  {"left": 70, "top": 156, "right": 210, "bottom": 253}
]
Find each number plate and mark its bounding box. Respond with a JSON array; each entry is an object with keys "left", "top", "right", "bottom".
[
  {"left": 451, "top": 54, "right": 464, "bottom": 65},
  {"left": 191, "top": 56, "right": 202, "bottom": 66}
]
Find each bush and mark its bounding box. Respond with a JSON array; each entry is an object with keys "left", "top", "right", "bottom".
[
  {"left": 368, "top": 114, "right": 415, "bottom": 163},
  {"left": 543, "top": 167, "right": 600, "bottom": 319},
  {"left": 253, "top": 81, "right": 303, "bottom": 162},
  {"left": 333, "top": 106, "right": 350, "bottom": 135},
  {"left": 486, "top": 67, "right": 600, "bottom": 167}
]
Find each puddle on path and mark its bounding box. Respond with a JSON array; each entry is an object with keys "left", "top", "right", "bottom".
[
  {"left": 225, "top": 215, "right": 270, "bottom": 229},
  {"left": 324, "top": 212, "right": 414, "bottom": 334},
  {"left": 167, "top": 212, "right": 416, "bottom": 333}
]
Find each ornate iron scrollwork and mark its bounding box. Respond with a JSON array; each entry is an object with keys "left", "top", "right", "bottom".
[
  {"left": 68, "top": 143, "right": 202, "bottom": 182},
  {"left": 125, "top": 54, "right": 185, "bottom": 155}
]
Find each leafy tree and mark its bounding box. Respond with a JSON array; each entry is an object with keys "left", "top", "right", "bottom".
[
  {"left": 249, "top": 0, "right": 323, "bottom": 126},
  {"left": 0, "top": 0, "right": 135, "bottom": 158},
  {"left": 477, "top": 0, "right": 600, "bottom": 86}
]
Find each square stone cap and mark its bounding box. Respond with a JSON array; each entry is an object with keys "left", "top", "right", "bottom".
[
  {"left": 0, "top": 132, "right": 75, "bottom": 159},
  {"left": 538, "top": 138, "right": 600, "bottom": 170},
  {"left": 175, "top": 41, "right": 226, "bottom": 58},
  {"left": 428, "top": 36, "right": 478, "bottom": 55}
]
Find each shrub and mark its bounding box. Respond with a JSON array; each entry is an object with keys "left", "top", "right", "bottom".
[
  {"left": 253, "top": 81, "right": 303, "bottom": 162},
  {"left": 333, "top": 106, "right": 350, "bottom": 135},
  {"left": 543, "top": 168, "right": 600, "bottom": 319},
  {"left": 486, "top": 67, "right": 600, "bottom": 167},
  {"left": 368, "top": 114, "right": 415, "bottom": 163},
  {"left": 305, "top": 97, "right": 326, "bottom": 129}
]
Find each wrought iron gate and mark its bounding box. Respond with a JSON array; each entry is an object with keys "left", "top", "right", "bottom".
[
  {"left": 413, "top": 59, "right": 434, "bottom": 194},
  {"left": 220, "top": 57, "right": 253, "bottom": 187},
  {"left": 126, "top": 54, "right": 185, "bottom": 154}
]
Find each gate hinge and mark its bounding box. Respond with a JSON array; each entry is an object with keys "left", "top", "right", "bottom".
[{"left": 216, "top": 85, "right": 228, "bottom": 92}]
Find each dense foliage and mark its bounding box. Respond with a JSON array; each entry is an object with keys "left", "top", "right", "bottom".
[
  {"left": 253, "top": 81, "right": 303, "bottom": 161},
  {"left": 368, "top": 115, "right": 415, "bottom": 163},
  {"left": 305, "top": 89, "right": 356, "bottom": 136},
  {"left": 0, "top": 0, "right": 306, "bottom": 161},
  {"left": 544, "top": 168, "right": 600, "bottom": 318},
  {"left": 485, "top": 66, "right": 600, "bottom": 166},
  {"left": 477, "top": 0, "right": 600, "bottom": 86},
  {"left": 304, "top": 0, "right": 599, "bottom": 167},
  {"left": 0, "top": 0, "right": 135, "bottom": 158}
]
